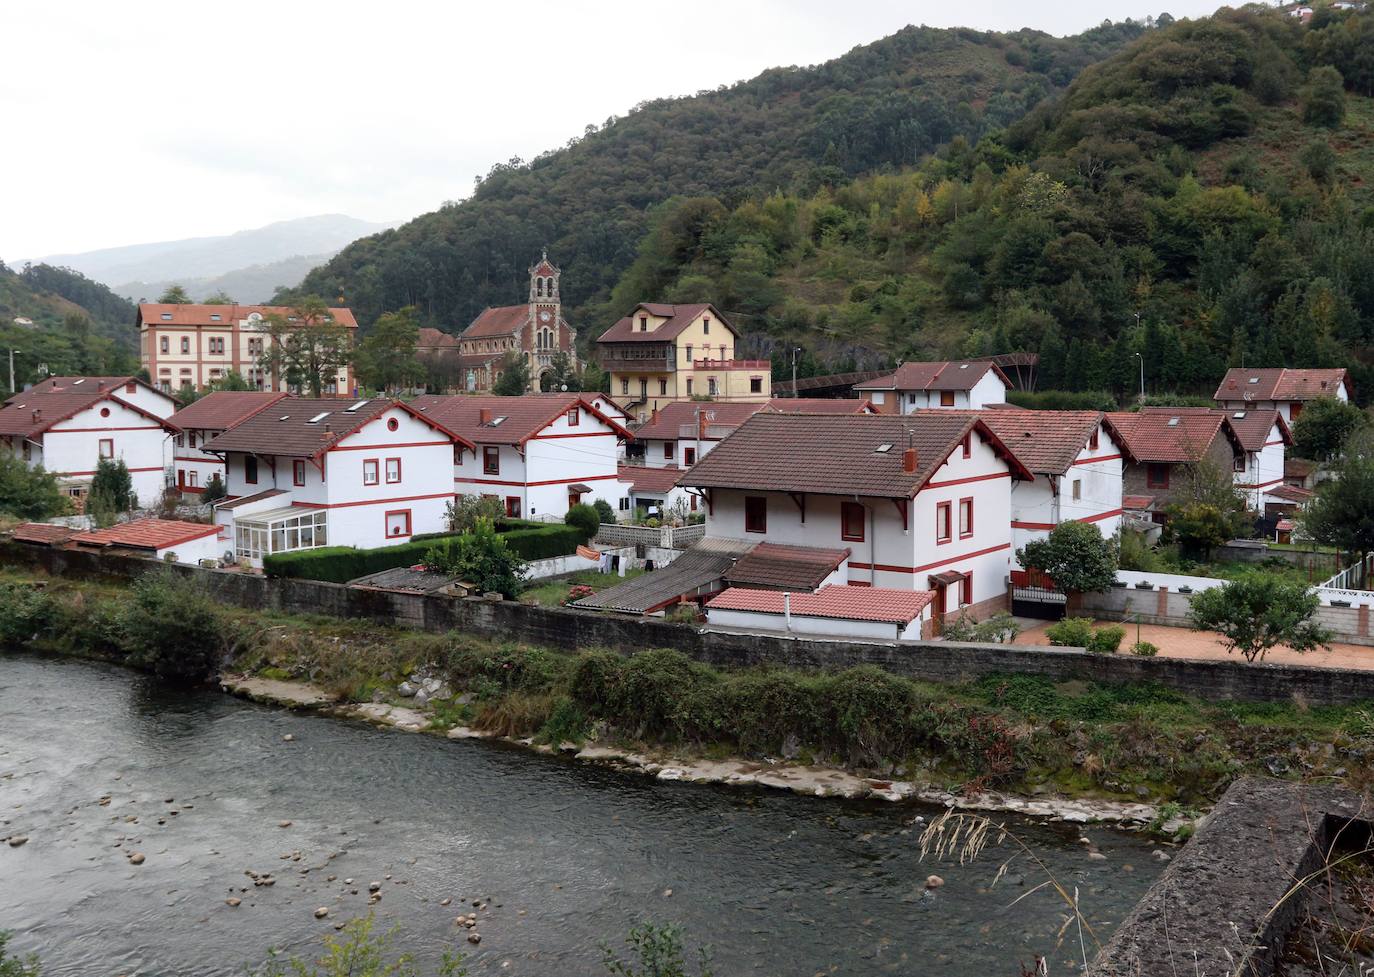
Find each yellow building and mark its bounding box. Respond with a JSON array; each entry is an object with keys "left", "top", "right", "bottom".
[{"left": 595, "top": 302, "right": 771, "bottom": 422}]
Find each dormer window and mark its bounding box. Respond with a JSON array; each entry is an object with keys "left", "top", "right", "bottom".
[
  {"left": 160, "top": 313, "right": 172, "bottom": 321},
  {"left": 639, "top": 316, "right": 648, "bottom": 332}
]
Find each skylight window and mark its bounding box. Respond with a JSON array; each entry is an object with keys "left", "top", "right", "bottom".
[
  {"left": 72, "top": 379, "right": 85, "bottom": 385},
  {"left": 307, "top": 412, "right": 331, "bottom": 424},
  {"left": 1248, "top": 377, "right": 1260, "bottom": 384},
  {"left": 345, "top": 400, "right": 369, "bottom": 412},
  {"left": 278, "top": 415, "right": 292, "bottom": 421},
  {"left": 210, "top": 314, "right": 221, "bottom": 321},
  {"left": 489, "top": 416, "right": 508, "bottom": 426},
  {"left": 1168, "top": 418, "right": 1180, "bottom": 426},
  {"left": 1233, "top": 411, "right": 1247, "bottom": 419},
  {"left": 160, "top": 313, "right": 172, "bottom": 320},
  {"left": 958, "top": 363, "right": 969, "bottom": 369},
  {"left": 875, "top": 443, "right": 893, "bottom": 453}
]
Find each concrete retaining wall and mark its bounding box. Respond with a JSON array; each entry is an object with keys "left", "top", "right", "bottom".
[{"left": 11, "top": 540, "right": 1374, "bottom": 704}]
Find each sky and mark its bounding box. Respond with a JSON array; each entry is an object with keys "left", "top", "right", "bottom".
[{"left": 2, "top": 0, "right": 1228, "bottom": 261}]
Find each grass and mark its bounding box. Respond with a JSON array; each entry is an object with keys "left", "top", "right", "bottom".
[{"left": 520, "top": 569, "right": 645, "bottom": 608}]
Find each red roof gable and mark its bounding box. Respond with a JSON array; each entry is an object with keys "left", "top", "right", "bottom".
[
  {"left": 0, "top": 384, "right": 179, "bottom": 440},
  {"left": 137, "top": 304, "right": 358, "bottom": 328},
  {"left": 72, "top": 518, "right": 219, "bottom": 551},
  {"left": 597, "top": 303, "right": 736, "bottom": 344},
  {"left": 201, "top": 397, "right": 472, "bottom": 459},
  {"left": 411, "top": 393, "right": 632, "bottom": 446},
  {"left": 707, "top": 584, "right": 934, "bottom": 624},
  {"left": 168, "top": 391, "right": 287, "bottom": 433},
  {"left": 853, "top": 360, "right": 1010, "bottom": 393},
  {"left": 461, "top": 305, "right": 531, "bottom": 339},
  {"left": 1107, "top": 408, "right": 1240, "bottom": 464},
  {"left": 1213, "top": 368, "right": 1350, "bottom": 403}
]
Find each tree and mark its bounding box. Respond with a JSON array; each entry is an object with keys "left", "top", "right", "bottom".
[
  {"left": 1291, "top": 397, "right": 1366, "bottom": 461},
  {"left": 1301, "top": 139, "right": 1338, "bottom": 185},
  {"left": 88, "top": 456, "right": 133, "bottom": 524},
  {"left": 353, "top": 306, "right": 424, "bottom": 394},
  {"left": 539, "top": 351, "right": 581, "bottom": 392},
  {"left": 1302, "top": 428, "right": 1374, "bottom": 568},
  {"left": 256, "top": 297, "right": 352, "bottom": 397},
  {"left": 202, "top": 473, "right": 227, "bottom": 504},
  {"left": 1163, "top": 501, "right": 1235, "bottom": 561},
  {"left": 202, "top": 290, "right": 235, "bottom": 304},
  {"left": 117, "top": 572, "right": 235, "bottom": 684},
  {"left": 1190, "top": 577, "right": 1331, "bottom": 663},
  {"left": 157, "top": 284, "right": 192, "bottom": 304},
  {"left": 0, "top": 453, "right": 69, "bottom": 520},
  {"left": 1303, "top": 66, "right": 1347, "bottom": 128},
  {"left": 423, "top": 518, "right": 527, "bottom": 598},
  {"left": 564, "top": 502, "right": 600, "bottom": 540},
  {"left": 443, "top": 494, "right": 504, "bottom": 532},
  {"left": 1017, "top": 521, "right": 1118, "bottom": 600},
  {"left": 491, "top": 352, "right": 531, "bottom": 396}
]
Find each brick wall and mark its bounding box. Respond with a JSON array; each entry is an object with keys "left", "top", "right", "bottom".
[
  {"left": 1121, "top": 436, "right": 1236, "bottom": 509},
  {"left": 9, "top": 540, "right": 1374, "bottom": 705}
]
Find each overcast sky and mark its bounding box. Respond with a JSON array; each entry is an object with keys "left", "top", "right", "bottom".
[{"left": 3, "top": 0, "right": 1228, "bottom": 260}]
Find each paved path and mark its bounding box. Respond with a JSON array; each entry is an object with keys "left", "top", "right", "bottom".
[{"left": 1014, "top": 619, "right": 1374, "bottom": 670}]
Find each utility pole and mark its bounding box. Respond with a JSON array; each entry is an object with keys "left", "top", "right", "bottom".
[
  {"left": 7, "top": 349, "right": 15, "bottom": 396},
  {"left": 1132, "top": 351, "right": 1145, "bottom": 405},
  {"left": 791, "top": 347, "right": 801, "bottom": 395}
]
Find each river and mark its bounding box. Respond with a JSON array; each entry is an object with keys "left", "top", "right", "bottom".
[{"left": 0, "top": 655, "right": 1162, "bottom": 976}]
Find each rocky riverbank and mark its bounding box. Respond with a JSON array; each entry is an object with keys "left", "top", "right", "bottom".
[{"left": 221, "top": 673, "right": 1185, "bottom": 834}]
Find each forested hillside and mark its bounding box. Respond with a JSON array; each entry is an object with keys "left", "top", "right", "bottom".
[
  {"left": 286, "top": 20, "right": 1150, "bottom": 329},
  {"left": 610, "top": 7, "right": 1374, "bottom": 398},
  {"left": 0, "top": 262, "right": 140, "bottom": 390}
]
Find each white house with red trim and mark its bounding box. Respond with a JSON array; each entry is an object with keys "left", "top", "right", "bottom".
[
  {"left": 679, "top": 412, "right": 1033, "bottom": 629},
  {"left": 966, "top": 409, "right": 1125, "bottom": 566},
  {"left": 1213, "top": 368, "right": 1350, "bottom": 424},
  {"left": 853, "top": 361, "right": 1012, "bottom": 413},
  {"left": 201, "top": 397, "right": 473, "bottom": 567},
  {"left": 410, "top": 394, "right": 633, "bottom": 520},
  {"left": 167, "top": 391, "right": 287, "bottom": 494},
  {"left": 0, "top": 376, "right": 180, "bottom": 506},
  {"left": 1223, "top": 408, "right": 1292, "bottom": 510}
]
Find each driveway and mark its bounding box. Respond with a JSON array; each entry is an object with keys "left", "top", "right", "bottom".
[{"left": 1013, "top": 619, "right": 1374, "bottom": 670}]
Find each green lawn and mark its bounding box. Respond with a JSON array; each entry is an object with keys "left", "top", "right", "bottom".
[{"left": 520, "top": 569, "right": 645, "bottom": 608}]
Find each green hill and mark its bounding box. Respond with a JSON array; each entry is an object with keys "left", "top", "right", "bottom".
[
  {"left": 0, "top": 262, "right": 140, "bottom": 390},
  {"left": 285, "top": 20, "right": 1150, "bottom": 330},
  {"left": 608, "top": 6, "right": 1374, "bottom": 398}
]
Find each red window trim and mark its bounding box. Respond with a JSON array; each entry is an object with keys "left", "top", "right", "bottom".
[
  {"left": 505, "top": 496, "right": 520, "bottom": 517},
  {"left": 98, "top": 438, "right": 114, "bottom": 459},
  {"left": 384, "top": 509, "right": 412, "bottom": 539},
  {"left": 483, "top": 446, "right": 500, "bottom": 476},
  {"left": 744, "top": 496, "right": 767, "bottom": 534},
  {"left": 1089, "top": 428, "right": 1100, "bottom": 450},
  {"left": 1146, "top": 463, "right": 1170, "bottom": 489},
  {"left": 936, "top": 501, "right": 952, "bottom": 544},
  {"left": 385, "top": 457, "right": 402, "bottom": 484},
  {"left": 663, "top": 441, "right": 675, "bottom": 460},
  {"left": 684, "top": 447, "right": 696, "bottom": 466},
  {"left": 961, "top": 433, "right": 971, "bottom": 459},
  {"left": 962, "top": 572, "right": 973, "bottom": 606},
  {"left": 244, "top": 455, "right": 258, "bottom": 485},
  {"left": 958, "top": 496, "right": 974, "bottom": 539},
  {"left": 841, "top": 500, "right": 865, "bottom": 542},
  {"left": 292, "top": 460, "right": 306, "bottom": 487},
  {"left": 362, "top": 458, "right": 380, "bottom": 487},
  {"left": 566, "top": 408, "right": 579, "bottom": 426},
  {"left": 125, "top": 382, "right": 136, "bottom": 394}
]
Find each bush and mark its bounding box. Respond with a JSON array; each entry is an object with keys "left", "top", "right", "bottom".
[
  {"left": 1045, "top": 617, "right": 1094, "bottom": 647},
  {"left": 1006, "top": 389, "right": 1117, "bottom": 411},
  {"left": 593, "top": 498, "right": 616, "bottom": 524},
  {"left": 1130, "top": 640, "right": 1160, "bottom": 657},
  {"left": 423, "top": 518, "right": 527, "bottom": 598},
  {"left": 499, "top": 524, "right": 584, "bottom": 560},
  {"left": 0, "top": 453, "right": 70, "bottom": 520},
  {"left": 444, "top": 494, "right": 504, "bottom": 533},
  {"left": 0, "top": 583, "right": 56, "bottom": 645},
  {"left": 564, "top": 503, "right": 600, "bottom": 541},
  {"left": 89, "top": 456, "right": 133, "bottom": 516},
  {"left": 116, "top": 572, "right": 233, "bottom": 683},
  {"left": 202, "top": 474, "right": 227, "bottom": 504},
  {"left": 1087, "top": 624, "right": 1126, "bottom": 654}
]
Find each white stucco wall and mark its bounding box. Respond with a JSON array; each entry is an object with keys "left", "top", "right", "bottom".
[
  {"left": 153, "top": 530, "right": 225, "bottom": 565},
  {"left": 1009, "top": 425, "right": 1124, "bottom": 567},
  {"left": 705, "top": 605, "right": 929, "bottom": 640},
  {"left": 38, "top": 399, "right": 171, "bottom": 506},
  {"left": 1234, "top": 419, "right": 1287, "bottom": 510}
]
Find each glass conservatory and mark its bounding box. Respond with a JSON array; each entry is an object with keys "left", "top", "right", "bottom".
[{"left": 233, "top": 506, "right": 328, "bottom": 565}]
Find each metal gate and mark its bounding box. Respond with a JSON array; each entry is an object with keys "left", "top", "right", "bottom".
[{"left": 1010, "top": 570, "right": 1067, "bottom": 620}]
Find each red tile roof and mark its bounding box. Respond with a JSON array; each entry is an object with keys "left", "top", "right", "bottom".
[
  {"left": 618, "top": 464, "right": 683, "bottom": 495},
  {"left": 1106, "top": 408, "right": 1240, "bottom": 464},
  {"left": 1268, "top": 485, "right": 1315, "bottom": 503},
  {"left": 215, "top": 488, "right": 287, "bottom": 510},
  {"left": 72, "top": 518, "right": 219, "bottom": 551},
  {"left": 137, "top": 304, "right": 358, "bottom": 328},
  {"left": 417, "top": 327, "right": 461, "bottom": 350},
  {"left": 1214, "top": 368, "right": 1350, "bottom": 403},
  {"left": 1286, "top": 458, "right": 1318, "bottom": 478},
  {"left": 0, "top": 382, "right": 179, "bottom": 439},
  {"left": 11, "top": 523, "right": 79, "bottom": 545},
  {"left": 597, "top": 303, "right": 735, "bottom": 344},
  {"left": 764, "top": 398, "right": 876, "bottom": 414},
  {"left": 1218, "top": 408, "right": 1290, "bottom": 451},
  {"left": 679, "top": 411, "right": 1033, "bottom": 499},
  {"left": 632, "top": 401, "right": 768, "bottom": 441},
  {"left": 723, "top": 543, "right": 850, "bottom": 591},
  {"left": 461, "top": 305, "right": 532, "bottom": 339},
  {"left": 1122, "top": 494, "right": 1157, "bottom": 511},
  {"left": 201, "top": 397, "right": 471, "bottom": 459},
  {"left": 168, "top": 391, "right": 287, "bottom": 433},
  {"left": 707, "top": 584, "right": 934, "bottom": 624},
  {"left": 412, "top": 394, "right": 631, "bottom": 446},
  {"left": 852, "top": 360, "right": 1010, "bottom": 393},
  {"left": 925, "top": 409, "right": 1110, "bottom": 475}
]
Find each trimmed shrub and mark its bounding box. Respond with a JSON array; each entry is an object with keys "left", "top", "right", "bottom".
[
  {"left": 593, "top": 498, "right": 616, "bottom": 524},
  {"left": 500, "top": 524, "right": 584, "bottom": 560},
  {"left": 1087, "top": 625, "right": 1126, "bottom": 654},
  {"left": 1130, "top": 640, "right": 1160, "bottom": 657},
  {"left": 564, "top": 503, "right": 600, "bottom": 541},
  {"left": 1045, "top": 616, "right": 1094, "bottom": 647}
]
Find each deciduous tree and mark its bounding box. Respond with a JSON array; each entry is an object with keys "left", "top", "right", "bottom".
[
  {"left": 1017, "top": 520, "right": 1118, "bottom": 598},
  {"left": 353, "top": 306, "right": 423, "bottom": 394},
  {"left": 1190, "top": 576, "right": 1330, "bottom": 663},
  {"left": 492, "top": 352, "right": 531, "bottom": 396},
  {"left": 157, "top": 284, "right": 192, "bottom": 304},
  {"left": 1291, "top": 397, "right": 1366, "bottom": 461},
  {"left": 256, "top": 297, "right": 352, "bottom": 397}
]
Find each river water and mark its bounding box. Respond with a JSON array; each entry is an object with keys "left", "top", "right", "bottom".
[{"left": 0, "top": 655, "right": 1162, "bottom": 976}]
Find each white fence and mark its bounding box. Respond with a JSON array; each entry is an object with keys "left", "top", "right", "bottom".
[
  {"left": 1321, "top": 554, "right": 1374, "bottom": 592},
  {"left": 1114, "top": 568, "right": 1372, "bottom": 608}
]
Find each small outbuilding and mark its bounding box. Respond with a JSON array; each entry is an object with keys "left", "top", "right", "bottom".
[
  {"left": 71, "top": 518, "right": 224, "bottom": 565},
  {"left": 704, "top": 584, "right": 935, "bottom": 640}
]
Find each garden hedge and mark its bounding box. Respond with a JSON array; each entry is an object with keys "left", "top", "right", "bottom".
[{"left": 264, "top": 522, "right": 584, "bottom": 582}]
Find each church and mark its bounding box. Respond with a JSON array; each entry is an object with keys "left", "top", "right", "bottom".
[{"left": 453, "top": 252, "right": 578, "bottom": 393}]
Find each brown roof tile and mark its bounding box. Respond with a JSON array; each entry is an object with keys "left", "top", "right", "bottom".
[
  {"left": 201, "top": 397, "right": 469, "bottom": 459},
  {"left": 618, "top": 464, "right": 683, "bottom": 495},
  {"left": 723, "top": 542, "right": 850, "bottom": 591},
  {"left": 72, "top": 518, "right": 219, "bottom": 551},
  {"left": 1213, "top": 367, "right": 1350, "bottom": 403},
  {"left": 0, "top": 382, "right": 178, "bottom": 440},
  {"left": 411, "top": 394, "right": 630, "bottom": 446},
  {"left": 1218, "top": 408, "right": 1290, "bottom": 451},
  {"left": 168, "top": 391, "right": 287, "bottom": 433},
  {"left": 921, "top": 409, "right": 1108, "bottom": 476},
  {"left": 461, "top": 305, "right": 531, "bottom": 339},
  {"left": 11, "top": 523, "right": 79, "bottom": 545},
  {"left": 853, "top": 360, "right": 1010, "bottom": 393},
  {"left": 597, "top": 303, "right": 734, "bottom": 344},
  {"left": 679, "top": 412, "right": 1032, "bottom": 499},
  {"left": 416, "top": 327, "right": 461, "bottom": 349},
  {"left": 137, "top": 304, "right": 358, "bottom": 328},
  {"left": 1106, "top": 408, "right": 1240, "bottom": 464},
  {"left": 707, "top": 584, "right": 934, "bottom": 624}
]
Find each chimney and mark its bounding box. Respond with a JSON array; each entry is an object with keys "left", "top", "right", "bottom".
[
  {"left": 698, "top": 409, "right": 707, "bottom": 440},
  {"left": 479, "top": 407, "right": 493, "bottom": 425},
  {"left": 650, "top": 406, "right": 659, "bottom": 426},
  {"left": 903, "top": 446, "right": 918, "bottom": 473}
]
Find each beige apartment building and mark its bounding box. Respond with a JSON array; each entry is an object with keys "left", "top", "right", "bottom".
[
  {"left": 136, "top": 304, "right": 358, "bottom": 394},
  {"left": 595, "top": 302, "right": 771, "bottom": 422}
]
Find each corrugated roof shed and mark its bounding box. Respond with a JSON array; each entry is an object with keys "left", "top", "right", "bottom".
[{"left": 707, "top": 584, "right": 934, "bottom": 624}]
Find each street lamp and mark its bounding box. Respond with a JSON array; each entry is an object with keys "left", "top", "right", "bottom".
[
  {"left": 7, "top": 349, "right": 17, "bottom": 396},
  {"left": 790, "top": 347, "right": 802, "bottom": 394},
  {"left": 1131, "top": 352, "right": 1145, "bottom": 405}
]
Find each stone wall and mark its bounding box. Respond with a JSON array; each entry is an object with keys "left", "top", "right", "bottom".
[{"left": 11, "top": 540, "right": 1374, "bottom": 704}]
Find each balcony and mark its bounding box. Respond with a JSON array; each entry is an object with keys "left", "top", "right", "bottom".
[
  {"left": 692, "top": 359, "right": 769, "bottom": 371},
  {"left": 597, "top": 343, "right": 674, "bottom": 374}
]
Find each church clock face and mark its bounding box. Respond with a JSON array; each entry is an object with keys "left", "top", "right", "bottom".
[{"left": 539, "top": 310, "right": 552, "bottom": 323}]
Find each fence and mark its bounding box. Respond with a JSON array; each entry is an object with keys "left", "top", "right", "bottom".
[
  {"left": 1321, "top": 553, "right": 1374, "bottom": 592},
  {"left": 594, "top": 522, "right": 705, "bottom": 550}
]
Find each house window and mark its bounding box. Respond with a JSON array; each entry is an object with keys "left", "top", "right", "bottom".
[
  {"left": 385, "top": 510, "right": 412, "bottom": 539},
  {"left": 703, "top": 317, "right": 710, "bottom": 335},
  {"left": 363, "top": 459, "right": 379, "bottom": 486},
  {"left": 619, "top": 497, "right": 630, "bottom": 511},
  {"left": 160, "top": 337, "right": 169, "bottom": 354},
  {"left": 620, "top": 378, "right": 629, "bottom": 395},
  {"left": 189, "top": 471, "right": 198, "bottom": 488},
  {"left": 293, "top": 460, "right": 306, "bottom": 486},
  {"left": 962, "top": 573, "right": 973, "bottom": 607},
  {"left": 245, "top": 456, "right": 258, "bottom": 484},
  {"left": 686, "top": 345, "right": 693, "bottom": 363},
  {"left": 961, "top": 434, "right": 971, "bottom": 459},
  {"left": 750, "top": 377, "right": 762, "bottom": 394},
  {"left": 686, "top": 379, "right": 694, "bottom": 395},
  {"left": 100, "top": 407, "right": 110, "bottom": 418},
  {"left": 908, "top": 393, "right": 917, "bottom": 406},
  {"left": 1089, "top": 428, "right": 1100, "bottom": 450},
  {"left": 505, "top": 496, "right": 520, "bottom": 518},
  {"left": 940, "top": 391, "right": 955, "bottom": 407},
  {"left": 1072, "top": 479, "right": 1082, "bottom": 501},
  {"left": 841, "top": 501, "right": 865, "bottom": 542},
  {"left": 684, "top": 447, "right": 696, "bottom": 466},
  {"left": 664, "top": 441, "right": 675, "bottom": 460},
  {"left": 387, "top": 417, "right": 399, "bottom": 432},
  {"left": 181, "top": 338, "right": 190, "bottom": 353},
  {"left": 958, "top": 497, "right": 974, "bottom": 538},
  {"left": 639, "top": 316, "right": 648, "bottom": 331},
  {"left": 385, "top": 458, "right": 401, "bottom": 484},
  {"left": 567, "top": 408, "right": 579, "bottom": 426},
  {"left": 690, "top": 494, "right": 698, "bottom": 511},
  {"left": 98, "top": 438, "right": 114, "bottom": 459},
  {"left": 484, "top": 446, "right": 500, "bottom": 475},
  {"left": 1233, "top": 453, "right": 1247, "bottom": 474},
  {"left": 659, "top": 378, "right": 668, "bottom": 396},
  {"left": 744, "top": 496, "right": 767, "bottom": 533},
  {"left": 707, "top": 378, "right": 718, "bottom": 396},
  {"left": 936, "top": 501, "right": 952, "bottom": 543},
  {"left": 1146, "top": 463, "right": 1170, "bottom": 489}
]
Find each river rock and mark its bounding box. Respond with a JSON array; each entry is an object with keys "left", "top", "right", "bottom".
[
  {"left": 128, "top": 852, "right": 145, "bottom": 865},
  {"left": 7, "top": 835, "right": 28, "bottom": 847},
  {"left": 925, "top": 875, "right": 944, "bottom": 889},
  {"left": 314, "top": 907, "right": 329, "bottom": 919},
  {"left": 413, "top": 689, "right": 430, "bottom": 707},
  {"left": 226, "top": 897, "right": 241, "bottom": 907},
  {"left": 440, "top": 897, "right": 451, "bottom": 906},
  {"left": 369, "top": 881, "right": 381, "bottom": 892},
  {"left": 282, "top": 734, "right": 294, "bottom": 742},
  {"left": 1088, "top": 851, "right": 1108, "bottom": 861},
  {"left": 467, "top": 932, "right": 481, "bottom": 945},
  {"left": 397, "top": 681, "right": 417, "bottom": 698},
  {"left": 278, "top": 820, "right": 292, "bottom": 828}
]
